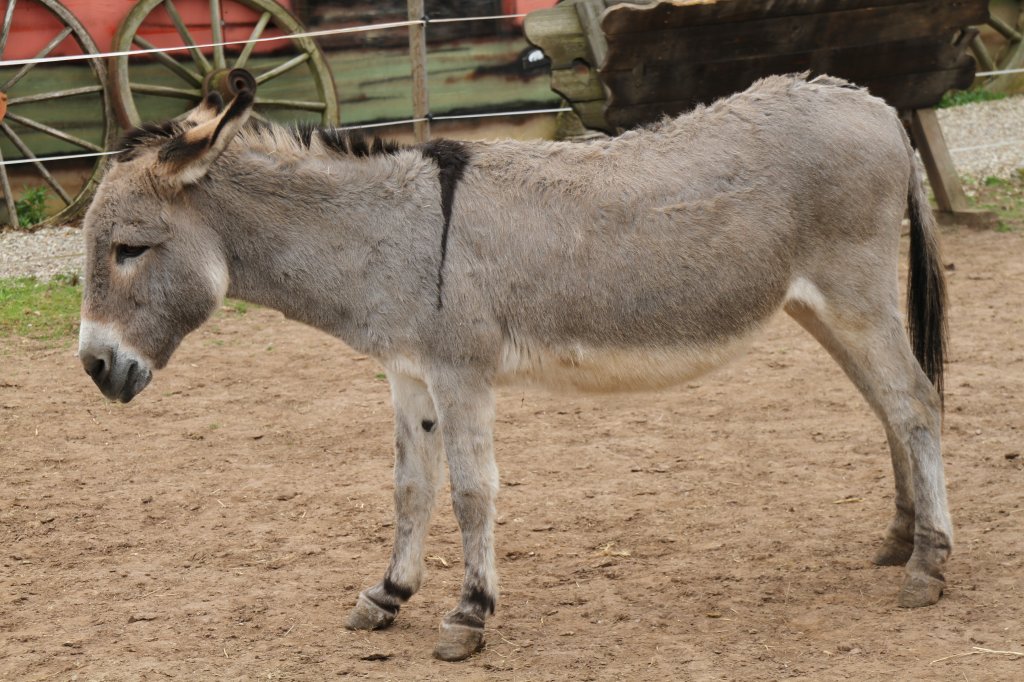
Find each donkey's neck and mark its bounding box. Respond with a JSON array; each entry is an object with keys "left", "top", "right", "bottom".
[{"left": 194, "top": 149, "right": 441, "bottom": 355}]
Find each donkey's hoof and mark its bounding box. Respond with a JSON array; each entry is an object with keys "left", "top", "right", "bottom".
[
  {"left": 345, "top": 592, "right": 397, "bottom": 631},
  {"left": 433, "top": 619, "right": 485, "bottom": 661},
  {"left": 898, "top": 573, "right": 944, "bottom": 608},
  {"left": 873, "top": 536, "right": 914, "bottom": 566}
]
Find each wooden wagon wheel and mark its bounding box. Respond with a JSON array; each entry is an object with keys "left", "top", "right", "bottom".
[
  {"left": 970, "top": 0, "right": 1024, "bottom": 93},
  {"left": 111, "top": 0, "right": 339, "bottom": 128},
  {"left": 0, "top": 0, "right": 116, "bottom": 229}
]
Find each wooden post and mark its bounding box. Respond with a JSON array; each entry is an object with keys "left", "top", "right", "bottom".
[
  {"left": 408, "top": 0, "right": 430, "bottom": 142},
  {"left": 909, "top": 108, "right": 996, "bottom": 228}
]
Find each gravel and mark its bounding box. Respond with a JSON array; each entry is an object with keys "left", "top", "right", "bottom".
[
  {"left": 1, "top": 95, "right": 1022, "bottom": 282},
  {"left": 937, "top": 94, "right": 1024, "bottom": 181},
  {"left": 1, "top": 225, "right": 84, "bottom": 282}
]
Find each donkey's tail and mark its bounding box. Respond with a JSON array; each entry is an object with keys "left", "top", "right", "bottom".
[{"left": 905, "top": 140, "right": 947, "bottom": 406}]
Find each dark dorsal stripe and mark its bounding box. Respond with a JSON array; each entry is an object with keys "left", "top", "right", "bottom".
[{"left": 420, "top": 139, "right": 470, "bottom": 309}]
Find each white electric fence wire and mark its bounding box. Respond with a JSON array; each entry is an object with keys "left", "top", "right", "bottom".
[
  {"left": 0, "top": 14, "right": 528, "bottom": 67},
  {"left": 975, "top": 67, "right": 1024, "bottom": 77},
  {"left": 2, "top": 11, "right": 1017, "bottom": 166},
  {"left": 948, "top": 138, "right": 1024, "bottom": 153},
  {"left": 0, "top": 12, "right": 550, "bottom": 166},
  {"left": 0, "top": 107, "right": 575, "bottom": 165},
  {"left": 433, "top": 107, "right": 571, "bottom": 121},
  {"left": 0, "top": 20, "right": 420, "bottom": 66},
  {"left": 0, "top": 150, "right": 122, "bottom": 167}
]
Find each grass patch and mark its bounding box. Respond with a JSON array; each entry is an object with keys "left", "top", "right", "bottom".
[
  {"left": 0, "top": 274, "right": 82, "bottom": 342},
  {"left": 939, "top": 89, "right": 1008, "bottom": 108},
  {"left": 967, "top": 172, "right": 1024, "bottom": 233},
  {"left": 221, "top": 299, "right": 249, "bottom": 315}
]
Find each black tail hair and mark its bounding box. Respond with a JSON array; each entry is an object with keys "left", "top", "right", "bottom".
[{"left": 905, "top": 152, "right": 948, "bottom": 407}]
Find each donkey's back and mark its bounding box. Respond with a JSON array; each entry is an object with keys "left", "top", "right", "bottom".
[{"left": 441, "top": 75, "right": 914, "bottom": 392}]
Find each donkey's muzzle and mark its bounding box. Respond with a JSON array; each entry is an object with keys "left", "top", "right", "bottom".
[{"left": 80, "top": 347, "right": 152, "bottom": 403}]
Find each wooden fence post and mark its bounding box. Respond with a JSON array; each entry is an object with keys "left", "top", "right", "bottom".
[{"left": 408, "top": 0, "right": 430, "bottom": 142}]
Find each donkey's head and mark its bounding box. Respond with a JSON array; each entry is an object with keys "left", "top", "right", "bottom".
[{"left": 78, "top": 85, "right": 254, "bottom": 402}]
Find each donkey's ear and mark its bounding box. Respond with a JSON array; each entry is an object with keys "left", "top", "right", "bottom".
[
  {"left": 182, "top": 92, "right": 225, "bottom": 126},
  {"left": 157, "top": 87, "right": 254, "bottom": 187}
]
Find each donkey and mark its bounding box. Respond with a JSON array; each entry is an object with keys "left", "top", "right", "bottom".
[{"left": 78, "top": 73, "right": 951, "bottom": 661}]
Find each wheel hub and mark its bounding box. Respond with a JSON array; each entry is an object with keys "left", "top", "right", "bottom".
[
  {"left": 202, "top": 68, "right": 256, "bottom": 102},
  {"left": 0, "top": 91, "right": 7, "bottom": 123}
]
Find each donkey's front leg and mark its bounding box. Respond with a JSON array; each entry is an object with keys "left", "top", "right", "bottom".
[
  {"left": 429, "top": 369, "right": 499, "bottom": 661},
  {"left": 346, "top": 373, "right": 444, "bottom": 631}
]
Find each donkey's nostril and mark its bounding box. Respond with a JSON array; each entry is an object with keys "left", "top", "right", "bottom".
[{"left": 82, "top": 351, "right": 110, "bottom": 383}]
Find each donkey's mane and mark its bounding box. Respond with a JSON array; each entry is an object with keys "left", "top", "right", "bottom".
[
  {"left": 115, "top": 117, "right": 405, "bottom": 164},
  {"left": 115, "top": 120, "right": 187, "bottom": 162}
]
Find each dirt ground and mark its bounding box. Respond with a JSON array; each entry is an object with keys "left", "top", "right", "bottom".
[{"left": 1, "top": 227, "right": 1022, "bottom": 681}]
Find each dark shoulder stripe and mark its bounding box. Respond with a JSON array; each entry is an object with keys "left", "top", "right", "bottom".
[{"left": 420, "top": 139, "right": 471, "bottom": 309}]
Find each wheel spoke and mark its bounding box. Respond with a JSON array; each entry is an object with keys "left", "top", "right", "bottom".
[
  {"left": 132, "top": 35, "right": 203, "bottom": 86},
  {"left": 235, "top": 11, "right": 272, "bottom": 69},
  {"left": 4, "top": 111, "right": 104, "bottom": 152},
  {"left": 129, "top": 82, "right": 203, "bottom": 100},
  {"left": 0, "top": 145, "right": 19, "bottom": 229},
  {"left": 1, "top": 26, "right": 73, "bottom": 92},
  {"left": 970, "top": 33, "right": 997, "bottom": 72},
  {"left": 1, "top": 122, "right": 73, "bottom": 205},
  {"left": 254, "top": 96, "right": 326, "bottom": 111},
  {"left": 0, "top": 0, "right": 16, "bottom": 61},
  {"left": 988, "top": 15, "right": 1023, "bottom": 43},
  {"left": 254, "top": 53, "right": 311, "bottom": 85},
  {"left": 7, "top": 85, "right": 105, "bottom": 105},
  {"left": 210, "top": 0, "right": 226, "bottom": 70},
  {"left": 164, "top": 0, "right": 212, "bottom": 74}
]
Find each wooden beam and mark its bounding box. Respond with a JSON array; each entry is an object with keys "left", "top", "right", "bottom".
[
  {"left": 601, "top": 40, "right": 975, "bottom": 112},
  {"left": 600, "top": 0, "right": 983, "bottom": 35},
  {"left": 575, "top": 0, "right": 609, "bottom": 68},
  {"left": 909, "top": 108, "right": 996, "bottom": 228},
  {"left": 601, "top": 1, "right": 988, "bottom": 70}
]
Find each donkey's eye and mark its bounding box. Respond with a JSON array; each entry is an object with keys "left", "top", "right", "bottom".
[{"left": 115, "top": 244, "right": 150, "bottom": 264}]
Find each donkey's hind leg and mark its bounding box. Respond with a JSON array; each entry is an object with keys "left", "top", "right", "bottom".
[
  {"left": 784, "top": 295, "right": 952, "bottom": 607},
  {"left": 874, "top": 426, "right": 916, "bottom": 566},
  {"left": 346, "top": 373, "right": 444, "bottom": 630}
]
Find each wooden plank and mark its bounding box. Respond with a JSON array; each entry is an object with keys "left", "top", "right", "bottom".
[
  {"left": 604, "top": 68, "right": 978, "bottom": 128},
  {"left": 1, "top": 36, "right": 561, "bottom": 157},
  {"left": 575, "top": 0, "right": 609, "bottom": 66},
  {"left": 600, "top": 0, "right": 977, "bottom": 35},
  {"left": 525, "top": 1, "right": 609, "bottom": 129},
  {"left": 569, "top": 99, "right": 611, "bottom": 132},
  {"left": 601, "top": 1, "right": 988, "bottom": 71},
  {"left": 523, "top": 4, "right": 589, "bottom": 69},
  {"left": 551, "top": 66, "right": 606, "bottom": 101},
  {"left": 601, "top": 38, "right": 974, "bottom": 109},
  {"left": 859, "top": 66, "right": 976, "bottom": 109}
]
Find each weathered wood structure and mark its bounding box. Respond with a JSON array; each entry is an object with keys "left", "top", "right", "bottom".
[
  {"left": 0, "top": 0, "right": 558, "bottom": 228},
  {"left": 525, "top": 0, "right": 995, "bottom": 225},
  {"left": 971, "top": 0, "right": 1024, "bottom": 93}
]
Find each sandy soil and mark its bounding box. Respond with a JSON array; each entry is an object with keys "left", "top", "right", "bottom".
[{"left": 1, "top": 227, "right": 1022, "bottom": 681}]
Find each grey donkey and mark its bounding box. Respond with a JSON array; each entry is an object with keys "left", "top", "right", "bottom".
[{"left": 78, "top": 73, "right": 951, "bottom": 661}]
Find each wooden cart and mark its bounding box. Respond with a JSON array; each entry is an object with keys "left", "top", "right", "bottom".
[{"left": 0, "top": 0, "right": 338, "bottom": 228}]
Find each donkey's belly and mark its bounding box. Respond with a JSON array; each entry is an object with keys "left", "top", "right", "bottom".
[{"left": 496, "top": 332, "right": 757, "bottom": 392}]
